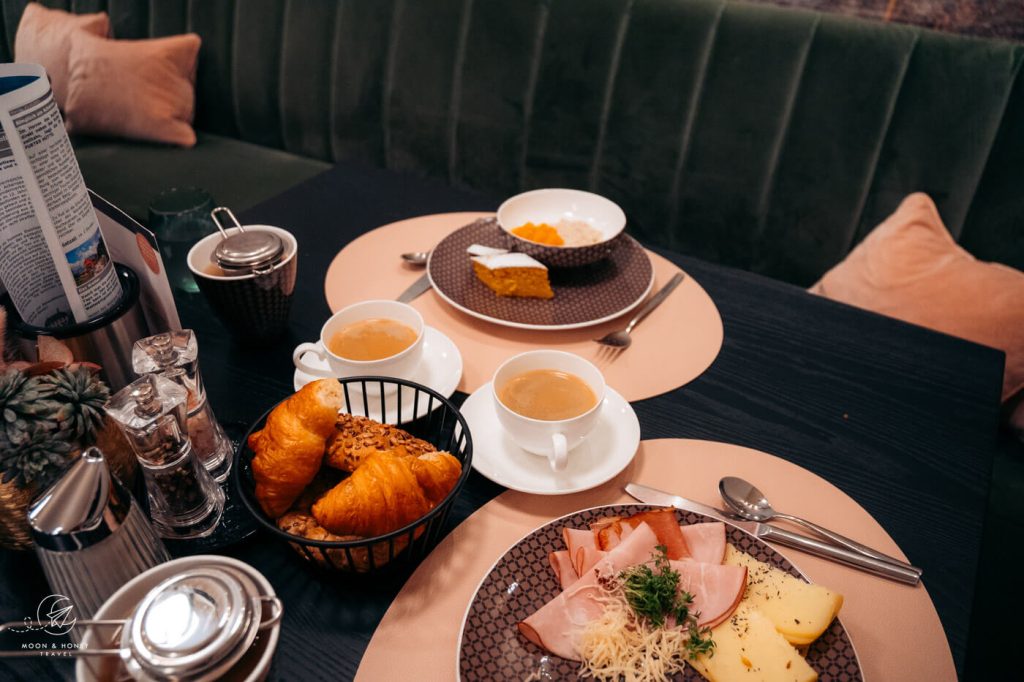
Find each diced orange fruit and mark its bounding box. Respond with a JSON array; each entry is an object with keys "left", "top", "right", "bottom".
[{"left": 511, "top": 223, "right": 564, "bottom": 246}]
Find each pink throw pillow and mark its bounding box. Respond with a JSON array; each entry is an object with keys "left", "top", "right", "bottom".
[
  {"left": 14, "top": 3, "right": 109, "bottom": 109},
  {"left": 811, "top": 193, "right": 1024, "bottom": 411},
  {"left": 64, "top": 31, "right": 201, "bottom": 147}
]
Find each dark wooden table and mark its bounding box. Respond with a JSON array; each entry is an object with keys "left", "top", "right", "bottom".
[{"left": 0, "top": 161, "right": 1003, "bottom": 680}]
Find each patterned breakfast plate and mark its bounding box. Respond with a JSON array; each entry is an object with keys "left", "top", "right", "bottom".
[
  {"left": 427, "top": 218, "right": 655, "bottom": 330},
  {"left": 457, "top": 504, "right": 863, "bottom": 681}
]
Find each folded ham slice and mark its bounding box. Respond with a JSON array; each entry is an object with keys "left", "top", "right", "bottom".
[
  {"left": 669, "top": 560, "right": 747, "bottom": 629},
  {"left": 679, "top": 522, "right": 727, "bottom": 565},
  {"left": 562, "top": 527, "right": 598, "bottom": 576},
  {"left": 563, "top": 527, "right": 597, "bottom": 554},
  {"left": 575, "top": 546, "right": 607, "bottom": 577},
  {"left": 548, "top": 550, "right": 578, "bottom": 590},
  {"left": 519, "top": 522, "right": 660, "bottom": 661}
]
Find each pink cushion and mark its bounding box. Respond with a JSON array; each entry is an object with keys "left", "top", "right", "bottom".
[
  {"left": 64, "top": 31, "right": 201, "bottom": 147},
  {"left": 14, "top": 3, "right": 109, "bottom": 109},
  {"left": 811, "top": 193, "right": 1024, "bottom": 408}
]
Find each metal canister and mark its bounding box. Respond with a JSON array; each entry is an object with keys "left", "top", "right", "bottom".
[
  {"left": 9, "top": 265, "right": 150, "bottom": 391},
  {"left": 28, "top": 448, "right": 170, "bottom": 628}
]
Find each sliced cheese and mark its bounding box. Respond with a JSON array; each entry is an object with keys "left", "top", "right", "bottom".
[
  {"left": 691, "top": 606, "right": 817, "bottom": 682},
  {"left": 724, "top": 545, "right": 843, "bottom": 645}
]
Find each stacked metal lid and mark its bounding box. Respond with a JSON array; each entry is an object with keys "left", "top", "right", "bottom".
[{"left": 120, "top": 565, "right": 281, "bottom": 681}]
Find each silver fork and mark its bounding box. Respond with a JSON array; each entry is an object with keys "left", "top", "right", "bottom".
[{"left": 594, "top": 272, "right": 685, "bottom": 350}]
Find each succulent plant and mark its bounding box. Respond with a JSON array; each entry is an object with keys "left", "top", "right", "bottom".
[
  {"left": 39, "top": 366, "right": 109, "bottom": 443},
  {"left": 0, "top": 425, "right": 73, "bottom": 489},
  {"left": 0, "top": 368, "right": 60, "bottom": 447},
  {"left": 0, "top": 364, "right": 110, "bottom": 491}
]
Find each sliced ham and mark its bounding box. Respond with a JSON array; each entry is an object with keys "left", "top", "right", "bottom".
[
  {"left": 548, "top": 551, "right": 578, "bottom": 590},
  {"left": 669, "top": 560, "right": 747, "bottom": 629},
  {"left": 679, "top": 522, "right": 727, "bottom": 564},
  {"left": 591, "top": 509, "right": 689, "bottom": 559},
  {"left": 563, "top": 527, "right": 605, "bottom": 579},
  {"left": 575, "top": 546, "right": 607, "bottom": 577},
  {"left": 563, "top": 527, "right": 597, "bottom": 556},
  {"left": 519, "top": 522, "right": 660, "bottom": 661}
]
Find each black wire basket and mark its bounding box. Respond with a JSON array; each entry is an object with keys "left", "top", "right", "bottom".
[{"left": 234, "top": 376, "right": 473, "bottom": 574}]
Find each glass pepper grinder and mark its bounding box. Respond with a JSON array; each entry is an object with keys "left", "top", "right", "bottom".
[
  {"left": 105, "top": 374, "right": 225, "bottom": 539},
  {"left": 132, "top": 330, "right": 232, "bottom": 482}
]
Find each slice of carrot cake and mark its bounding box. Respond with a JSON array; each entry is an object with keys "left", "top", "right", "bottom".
[{"left": 471, "top": 252, "right": 554, "bottom": 299}]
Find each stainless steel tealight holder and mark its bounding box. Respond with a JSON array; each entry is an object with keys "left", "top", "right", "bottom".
[{"left": 27, "top": 447, "right": 169, "bottom": 630}]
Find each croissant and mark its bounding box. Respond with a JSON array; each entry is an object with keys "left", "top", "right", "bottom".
[
  {"left": 312, "top": 449, "right": 462, "bottom": 537},
  {"left": 249, "top": 379, "right": 343, "bottom": 518},
  {"left": 325, "top": 413, "right": 436, "bottom": 472}
]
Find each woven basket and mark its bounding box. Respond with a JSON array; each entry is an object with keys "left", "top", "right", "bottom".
[{"left": 0, "top": 480, "right": 35, "bottom": 549}]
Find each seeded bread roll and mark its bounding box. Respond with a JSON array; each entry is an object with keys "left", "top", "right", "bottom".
[{"left": 324, "top": 413, "right": 436, "bottom": 472}]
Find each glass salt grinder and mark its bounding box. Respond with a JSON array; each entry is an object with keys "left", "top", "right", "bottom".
[
  {"left": 105, "top": 374, "right": 224, "bottom": 540},
  {"left": 132, "top": 330, "right": 232, "bottom": 482}
]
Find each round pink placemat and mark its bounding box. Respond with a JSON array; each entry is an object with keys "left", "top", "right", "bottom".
[
  {"left": 324, "top": 213, "right": 723, "bottom": 401},
  {"left": 355, "top": 439, "right": 955, "bottom": 682}
]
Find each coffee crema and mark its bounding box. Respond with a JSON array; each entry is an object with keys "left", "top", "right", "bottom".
[
  {"left": 328, "top": 318, "right": 418, "bottom": 361},
  {"left": 498, "top": 369, "right": 598, "bottom": 421}
]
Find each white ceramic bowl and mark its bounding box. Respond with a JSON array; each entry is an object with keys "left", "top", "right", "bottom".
[
  {"left": 496, "top": 189, "right": 627, "bottom": 267},
  {"left": 76, "top": 555, "right": 280, "bottom": 682}
]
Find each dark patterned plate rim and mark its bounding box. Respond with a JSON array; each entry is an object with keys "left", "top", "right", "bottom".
[
  {"left": 427, "top": 222, "right": 655, "bottom": 331},
  {"left": 456, "top": 503, "right": 863, "bottom": 681}
]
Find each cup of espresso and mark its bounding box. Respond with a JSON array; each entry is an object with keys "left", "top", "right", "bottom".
[
  {"left": 292, "top": 300, "right": 425, "bottom": 380},
  {"left": 492, "top": 350, "right": 606, "bottom": 472}
]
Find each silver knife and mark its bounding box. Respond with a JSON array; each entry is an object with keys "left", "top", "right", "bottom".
[
  {"left": 625, "top": 483, "right": 922, "bottom": 586},
  {"left": 396, "top": 273, "right": 432, "bottom": 303}
]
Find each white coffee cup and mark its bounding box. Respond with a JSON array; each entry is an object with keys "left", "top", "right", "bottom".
[
  {"left": 492, "top": 350, "right": 606, "bottom": 472},
  {"left": 292, "top": 300, "right": 425, "bottom": 380}
]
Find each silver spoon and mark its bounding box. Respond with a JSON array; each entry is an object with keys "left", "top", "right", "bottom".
[
  {"left": 401, "top": 251, "right": 430, "bottom": 266},
  {"left": 719, "top": 476, "right": 920, "bottom": 571}
]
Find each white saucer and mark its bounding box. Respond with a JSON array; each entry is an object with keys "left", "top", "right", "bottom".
[
  {"left": 293, "top": 326, "right": 463, "bottom": 424},
  {"left": 460, "top": 383, "right": 640, "bottom": 495}
]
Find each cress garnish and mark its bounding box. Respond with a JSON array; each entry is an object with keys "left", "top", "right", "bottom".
[{"left": 618, "top": 545, "right": 716, "bottom": 659}]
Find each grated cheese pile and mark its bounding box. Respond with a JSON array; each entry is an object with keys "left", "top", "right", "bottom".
[{"left": 576, "top": 574, "right": 694, "bottom": 682}]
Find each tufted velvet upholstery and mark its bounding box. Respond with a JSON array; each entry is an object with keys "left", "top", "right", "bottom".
[{"left": 2, "top": 0, "right": 1022, "bottom": 284}]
